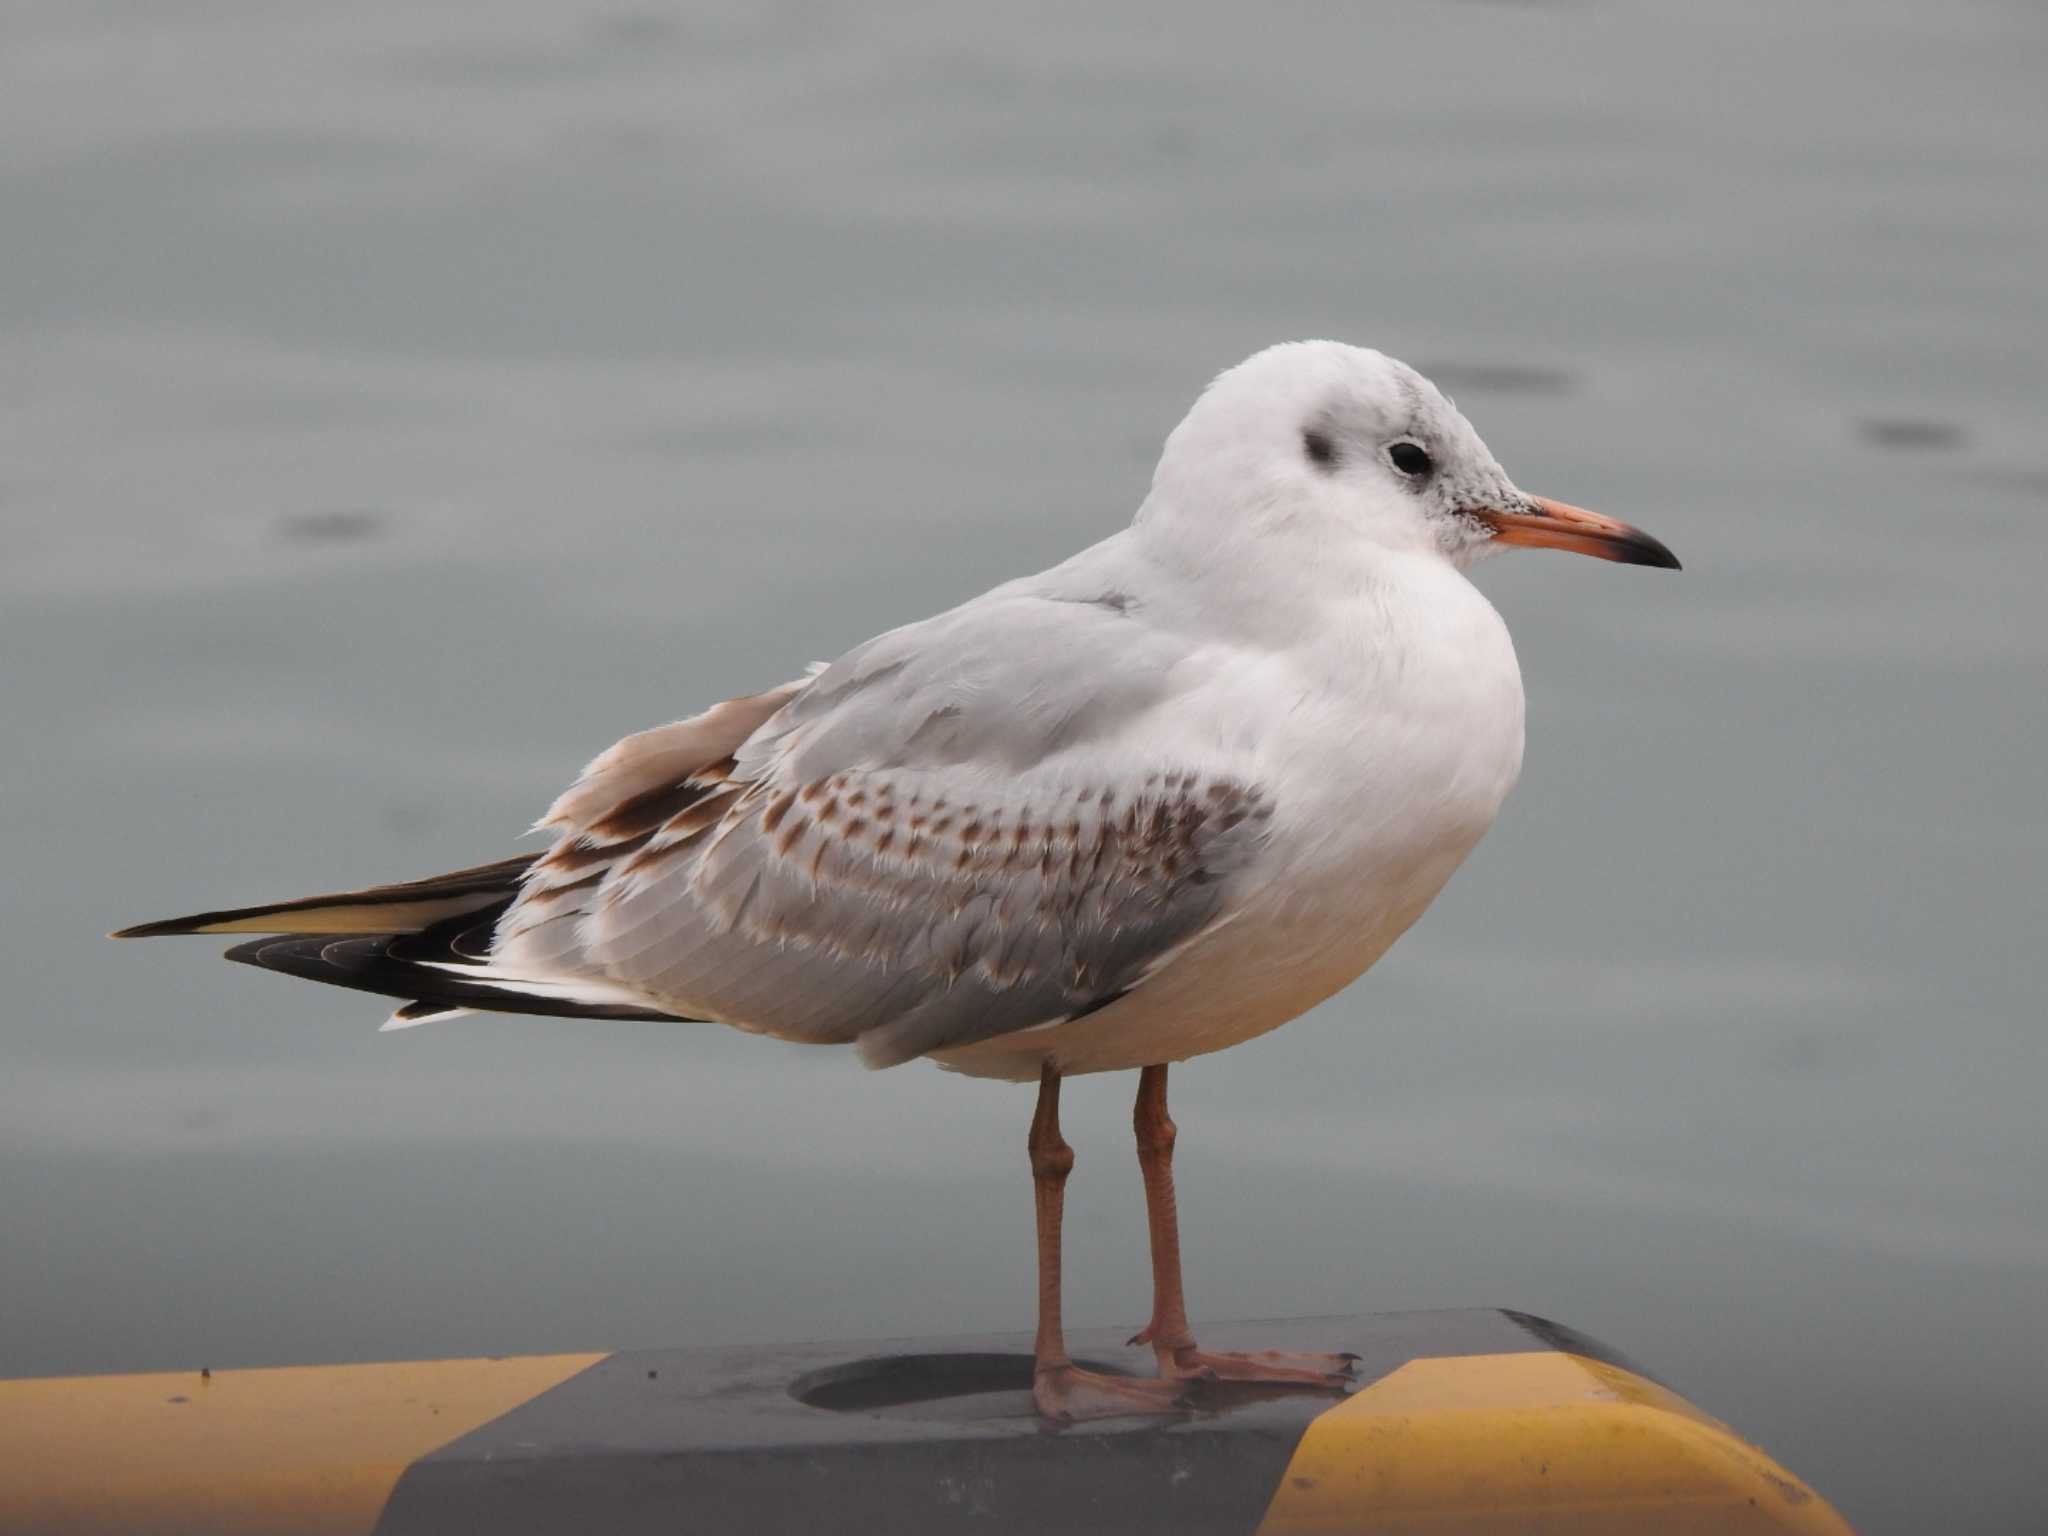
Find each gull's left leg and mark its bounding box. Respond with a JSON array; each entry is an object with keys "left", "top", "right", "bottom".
[
  {"left": 1029, "top": 1061, "right": 1192, "bottom": 1423},
  {"left": 1128, "top": 1063, "right": 1357, "bottom": 1388}
]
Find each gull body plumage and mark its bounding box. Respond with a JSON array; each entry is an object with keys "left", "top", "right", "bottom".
[{"left": 118, "top": 339, "right": 1678, "bottom": 1420}]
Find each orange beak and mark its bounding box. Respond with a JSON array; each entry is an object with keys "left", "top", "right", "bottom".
[{"left": 1476, "top": 496, "right": 1681, "bottom": 569}]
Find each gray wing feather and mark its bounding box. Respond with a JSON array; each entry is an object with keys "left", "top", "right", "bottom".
[{"left": 500, "top": 592, "right": 1275, "bottom": 1067}]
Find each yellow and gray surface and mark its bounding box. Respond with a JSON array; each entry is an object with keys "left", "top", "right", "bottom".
[{"left": 1, "top": 1310, "right": 1850, "bottom": 1534}]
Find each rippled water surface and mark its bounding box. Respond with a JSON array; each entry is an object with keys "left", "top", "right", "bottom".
[{"left": 4, "top": 4, "right": 2044, "bottom": 1529}]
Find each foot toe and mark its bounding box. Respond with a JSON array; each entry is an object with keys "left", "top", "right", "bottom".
[
  {"left": 1035, "top": 1364, "right": 1193, "bottom": 1423},
  {"left": 1163, "top": 1347, "right": 1358, "bottom": 1390}
]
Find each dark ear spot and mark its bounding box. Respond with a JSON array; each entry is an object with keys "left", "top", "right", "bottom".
[{"left": 1302, "top": 429, "right": 1338, "bottom": 470}]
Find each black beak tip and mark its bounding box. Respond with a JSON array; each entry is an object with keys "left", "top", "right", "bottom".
[{"left": 1627, "top": 532, "right": 1683, "bottom": 571}]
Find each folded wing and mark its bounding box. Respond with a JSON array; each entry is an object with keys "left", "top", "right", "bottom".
[{"left": 499, "top": 591, "right": 1275, "bottom": 1066}]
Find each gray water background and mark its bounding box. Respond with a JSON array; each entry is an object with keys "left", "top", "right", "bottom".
[{"left": 2, "top": 3, "right": 2043, "bottom": 1528}]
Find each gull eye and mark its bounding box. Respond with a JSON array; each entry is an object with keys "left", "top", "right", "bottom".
[{"left": 1388, "top": 441, "right": 1434, "bottom": 478}]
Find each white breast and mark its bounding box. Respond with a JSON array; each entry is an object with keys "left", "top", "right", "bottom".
[{"left": 936, "top": 554, "right": 1526, "bottom": 1081}]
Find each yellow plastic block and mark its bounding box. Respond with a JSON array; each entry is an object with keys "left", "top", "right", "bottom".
[
  {"left": 0, "top": 1353, "right": 605, "bottom": 1536},
  {"left": 1259, "top": 1352, "right": 1853, "bottom": 1535}
]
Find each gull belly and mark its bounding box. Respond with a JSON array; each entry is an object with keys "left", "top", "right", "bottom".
[{"left": 934, "top": 552, "right": 1527, "bottom": 1081}]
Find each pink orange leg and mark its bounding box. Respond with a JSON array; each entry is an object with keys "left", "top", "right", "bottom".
[
  {"left": 1029, "top": 1061, "right": 1191, "bottom": 1423},
  {"left": 1129, "top": 1064, "right": 1357, "bottom": 1389}
]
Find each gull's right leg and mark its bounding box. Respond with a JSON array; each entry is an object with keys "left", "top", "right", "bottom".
[
  {"left": 1128, "top": 1064, "right": 1357, "bottom": 1389},
  {"left": 1029, "top": 1060, "right": 1190, "bottom": 1423}
]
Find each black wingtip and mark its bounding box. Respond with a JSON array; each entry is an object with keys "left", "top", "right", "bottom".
[
  {"left": 112, "top": 909, "right": 279, "bottom": 938},
  {"left": 105, "top": 855, "right": 544, "bottom": 942},
  {"left": 390, "top": 999, "right": 459, "bottom": 1023},
  {"left": 110, "top": 918, "right": 197, "bottom": 939},
  {"left": 219, "top": 929, "right": 692, "bottom": 1023}
]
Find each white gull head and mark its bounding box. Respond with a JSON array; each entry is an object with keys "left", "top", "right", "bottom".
[{"left": 1137, "top": 340, "right": 1679, "bottom": 574}]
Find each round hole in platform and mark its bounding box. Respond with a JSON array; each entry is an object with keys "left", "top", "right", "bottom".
[{"left": 790, "top": 1352, "right": 1140, "bottom": 1416}]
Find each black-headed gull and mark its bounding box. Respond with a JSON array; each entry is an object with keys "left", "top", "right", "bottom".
[{"left": 118, "top": 340, "right": 1679, "bottom": 1422}]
